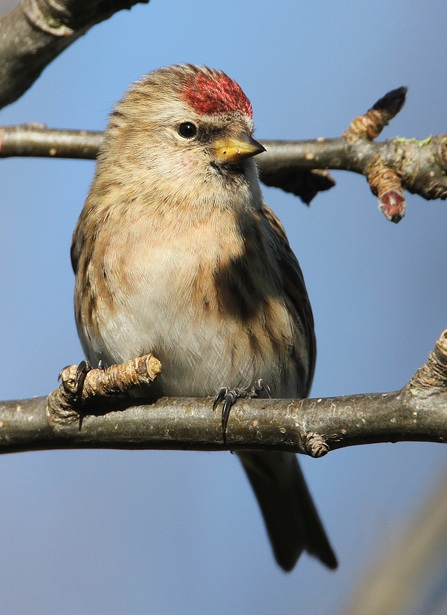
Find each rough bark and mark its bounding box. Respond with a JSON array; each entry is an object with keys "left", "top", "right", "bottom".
[
  {"left": 1, "top": 329, "right": 446, "bottom": 457},
  {"left": 0, "top": 0, "right": 150, "bottom": 108}
]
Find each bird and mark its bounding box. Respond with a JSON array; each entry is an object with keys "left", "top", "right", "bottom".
[{"left": 71, "top": 64, "right": 337, "bottom": 572}]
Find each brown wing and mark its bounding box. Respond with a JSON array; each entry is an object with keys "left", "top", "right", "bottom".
[
  {"left": 240, "top": 204, "right": 336, "bottom": 572},
  {"left": 261, "top": 202, "right": 316, "bottom": 397}
]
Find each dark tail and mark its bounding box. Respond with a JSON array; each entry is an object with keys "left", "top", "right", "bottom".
[{"left": 237, "top": 450, "right": 337, "bottom": 572}]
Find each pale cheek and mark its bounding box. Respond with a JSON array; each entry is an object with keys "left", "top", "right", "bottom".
[{"left": 156, "top": 149, "right": 200, "bottom": 180}]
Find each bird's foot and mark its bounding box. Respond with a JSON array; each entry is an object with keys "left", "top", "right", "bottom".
[
  {"left": 213, "top": 379, "right": 271, "bottom": 442},
  {"left": 58, "top": 359, "right": 107, "bottom": 399}
]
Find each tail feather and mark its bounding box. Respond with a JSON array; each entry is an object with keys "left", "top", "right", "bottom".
[{"left": 237, "top": 450, "right": 337, "bottom": 572}]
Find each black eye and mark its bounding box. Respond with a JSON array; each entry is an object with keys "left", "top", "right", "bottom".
[{"left": 178, "top": 122, "right": 197, "bottom": 138}]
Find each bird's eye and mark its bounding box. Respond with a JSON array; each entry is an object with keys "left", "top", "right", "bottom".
[{"left": 178, "top": 122, "right": 197, "bottom": 139}]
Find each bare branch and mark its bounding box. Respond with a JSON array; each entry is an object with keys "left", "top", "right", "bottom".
[
  {"left": 1, "top": 87, "right": 446, "bottom": 214},
  {"left": 0, "top": 0, "right": 150, "bottom": 109},
  {"left": 0, "top": 124, "right": 102, "bottom": 158},
  {"left": 1, "top": 329, "right": 447, "bottom": 456}
]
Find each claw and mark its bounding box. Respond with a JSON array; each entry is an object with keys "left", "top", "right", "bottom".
[
  {"left": 74, "top": 359, "right": 92, "bottom": 397},
  {"left": 257, "top": 379, "right": 271, "bottom": 398},
  {"left": 58, "top": 365, "right": 72, "bottom": 382},
  {"left": 213, "top": 387, "right": 236, "bottom": 444},
  {"left": 59, "top": 359, "right": 104, "bottom": 392},
  {"left": 213, "top": 380, "right": 272, "bottom": 444},
  {"left": 221, "top": 390, "right": 238, "bottom": 434},
  {"left": 214, "top": 387, "right": 239, "bottom": 432},
  {"left": 213, "top": 387, "right": 229, "bottom": 412}
]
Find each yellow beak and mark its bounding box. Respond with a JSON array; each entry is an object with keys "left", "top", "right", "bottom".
[{"left": 212, "top": 134, "right": 266, "bottom": 164}]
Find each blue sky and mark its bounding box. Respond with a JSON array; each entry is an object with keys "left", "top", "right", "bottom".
[{"left": 1, "top": 1, "right": 447, "bottom": 613}]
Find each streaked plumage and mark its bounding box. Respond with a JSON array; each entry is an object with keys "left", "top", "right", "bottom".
[{"left": 72, "top": 64, "right": 336, "bottom": 571}]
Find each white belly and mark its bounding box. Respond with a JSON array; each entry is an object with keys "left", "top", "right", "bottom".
[{"left": 78, "top": 240, "right": 299, "bottom": 398}]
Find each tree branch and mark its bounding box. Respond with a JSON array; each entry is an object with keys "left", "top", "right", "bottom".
[
  {"left": 0, "top": 0, "right": 150, "bottom": 109},
  {"left": 1, "top": 329, "right": 446, "bottom": 456},
  {"left": 1, "top": 88, "right": 446, "bottom": 216},
  {"left": 0, "top": 123, "right": 103, "bottom": 158}
]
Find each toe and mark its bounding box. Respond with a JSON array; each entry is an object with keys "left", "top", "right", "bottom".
[
  {"left": 74, "top": 360, "right": 92, "bottom": 397},
  {"left": 213, "top": 387, "right": 229, "bottom": 411}
]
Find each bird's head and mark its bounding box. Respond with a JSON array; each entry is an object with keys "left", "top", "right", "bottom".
[{"left": 97, "top": 65, "right": 265, "bottom": 214}]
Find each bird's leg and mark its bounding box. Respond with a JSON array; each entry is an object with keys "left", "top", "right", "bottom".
[{"left": 213, "top": 379, "right": 271, "bottom": 441}]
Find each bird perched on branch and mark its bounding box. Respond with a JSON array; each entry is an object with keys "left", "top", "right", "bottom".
[{"left": 71, "top": 64, "right": 337, "bottom": 572}]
